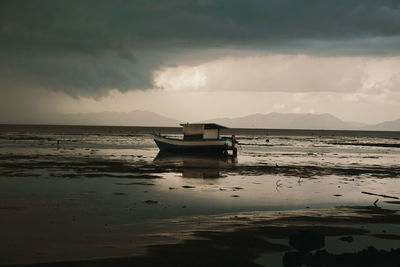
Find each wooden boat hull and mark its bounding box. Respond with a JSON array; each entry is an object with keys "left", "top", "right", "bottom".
[{"left": 151, "top": 133, "right": 233, "bottom": 153}]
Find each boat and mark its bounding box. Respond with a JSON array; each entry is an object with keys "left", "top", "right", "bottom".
[{"left": 150, "top": 123, "right": 237, "bottom": 154}]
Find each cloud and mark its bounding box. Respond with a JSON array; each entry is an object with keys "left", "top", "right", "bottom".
[
  {"left": 1, "top": 0, "right": 400, "bottom": 96},
  {"left": 155, "top": 55, "right": 366, "bottom": 93},
  {"left": 0, "top": 49, "right": 166, "bottom": 97}
]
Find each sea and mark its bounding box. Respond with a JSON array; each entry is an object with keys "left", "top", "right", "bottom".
[{"left": 0, "top": 124, "right": 399, "bottom": 265}]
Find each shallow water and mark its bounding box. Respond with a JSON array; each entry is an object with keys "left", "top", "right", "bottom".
[{"left": 0, "top": 125, "right": 399, "bottom": 264}]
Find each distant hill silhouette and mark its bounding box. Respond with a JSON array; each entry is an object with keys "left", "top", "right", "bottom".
[
  {"left": 42, "top": 110, "right": 181, "bottom": 127},
  {"left": 14, "top": 110, "right": 400, "bottom": 131},
  {"left": 364, "top": 118, "right": 400, "bottom": 131},
  {"left": 204, "top": 112, "right": 369, "bottom": 130}
]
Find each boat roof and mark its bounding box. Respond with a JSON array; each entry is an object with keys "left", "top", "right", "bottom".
[{"left": 179, "top": 123, "right": 228, "bottom": 129}]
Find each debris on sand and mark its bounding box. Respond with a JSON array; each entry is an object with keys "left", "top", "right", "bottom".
[
  {"left": 371, "top": 234, "right": 400, "bottom": 240},
  {"left": 328, "top": 142, "right": 400, "bottom": 148},
  {"left": 362, "top": 191, "right": 399, "bottom": 199},
  {"left": 232, "top": 187, "right": 244, "bottom": 191},
  {"left": 339, "top": 236, "right": 354, "bottom": 243},
  {"left": 144, "top": 200, "right": 158, "bottom": 204},
  {"left": 0, "top": 206, "right": 25, "bottom": 211},
  {"left": 113, "top": 192, "right": 128, "bottom": 196},
  {"left": 114, "top": 182, "right": 155, "bottom": 186},
  {"left": 384, "top": 200, "right": 400, "bottom": 205},
  {"left": 182, "top": 185, "right": 195, "bottom": 189}
]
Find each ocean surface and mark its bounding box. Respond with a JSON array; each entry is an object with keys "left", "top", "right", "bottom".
[{"left": 1, "top": 124, "right": 399, "bottom": 265}]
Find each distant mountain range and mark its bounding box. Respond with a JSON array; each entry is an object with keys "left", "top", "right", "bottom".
[
  {"left": 205, "top": 112, "right": 400, "bottom": 131},
  {"left": 363, "top": 118, "right": 400, "bottom": 131},
  {"left": 204, "top": 113, "right": 369, "bottom": 130},
  {"left": 40, "top": 110, "right": 181, "bottom": 127},
  {"left": 18, "top": 110, "right": 400, "bottom": 131}
]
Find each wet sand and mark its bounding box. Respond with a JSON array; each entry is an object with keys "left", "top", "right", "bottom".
[
  {"left": 0, "top": 125, "right": 399, "bottom": 266},
  {"left": 3, "top": 206, "right": 399, "bottom": 266}
]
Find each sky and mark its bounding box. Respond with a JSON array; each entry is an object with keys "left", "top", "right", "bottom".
[{"left": 1, "top": 0, "right": 400, "bottom": 124}]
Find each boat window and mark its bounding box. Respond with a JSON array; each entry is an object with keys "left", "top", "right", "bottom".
[{"left": 184, "top": 134, "right": 203, "bottom": 140}]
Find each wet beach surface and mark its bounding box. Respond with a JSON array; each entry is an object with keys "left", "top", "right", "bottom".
[{"left": 0, "top": 125, "right": 399, "bottom": 266}]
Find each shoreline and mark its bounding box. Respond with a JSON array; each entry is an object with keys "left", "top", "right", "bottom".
[{"left": 1, "top": 124, "right": 400, "bottom": 137}]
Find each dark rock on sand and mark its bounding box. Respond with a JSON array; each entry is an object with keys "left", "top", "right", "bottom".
[
  {"left": 283, "top": 246, "right": 400, "bottom": 267},
  {"left": 289, "top": 230, "right": 325, "bottom": 252}
]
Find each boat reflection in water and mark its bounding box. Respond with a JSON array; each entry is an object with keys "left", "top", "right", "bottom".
[{"left": 154, "top": 152, "right": 238, "bottom": 179}]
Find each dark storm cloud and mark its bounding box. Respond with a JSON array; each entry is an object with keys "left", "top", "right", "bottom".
[{"left": 1, "top": 0, "right": 400, "bottom": 96}]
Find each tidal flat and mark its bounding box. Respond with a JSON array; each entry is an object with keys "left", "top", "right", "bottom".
[{"left": 0, "top": 125, "right": 399, "bottom": 266}]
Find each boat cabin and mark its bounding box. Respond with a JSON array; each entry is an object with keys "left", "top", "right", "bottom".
[{"left": 180, "top": 123, "right": 227, "bottom": 140}]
